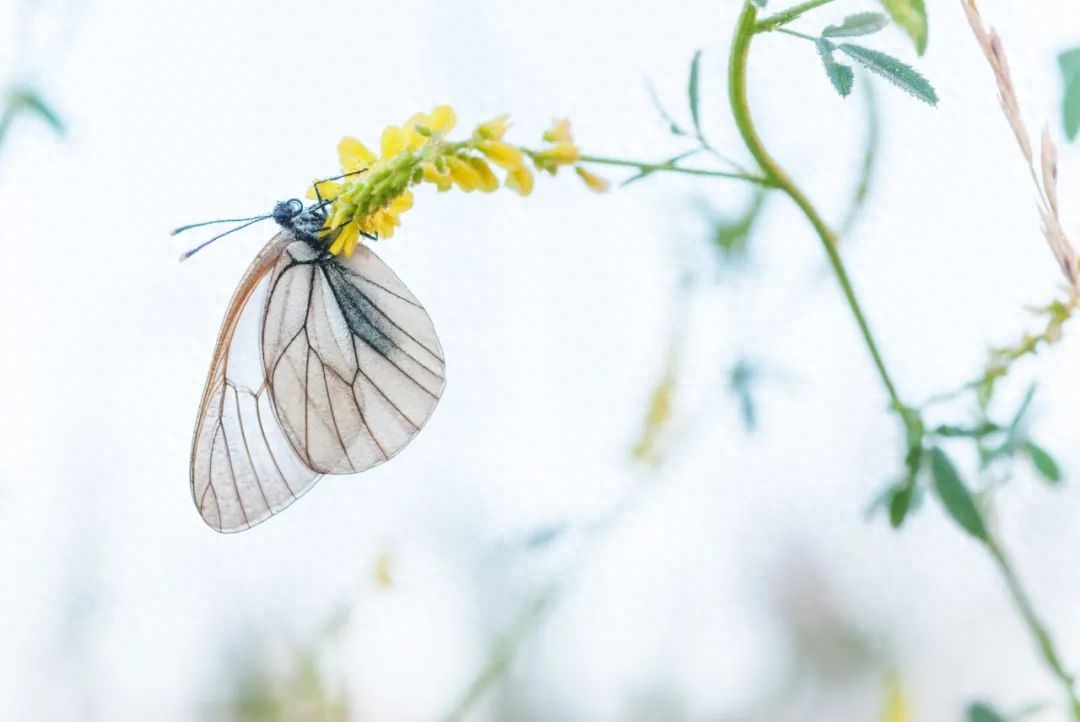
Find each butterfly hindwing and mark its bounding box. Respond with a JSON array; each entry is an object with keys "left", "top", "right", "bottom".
[{"left": 190, "top": 234, "right": 325, "bottom": 532}]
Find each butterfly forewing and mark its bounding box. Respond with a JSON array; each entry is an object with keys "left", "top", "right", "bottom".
[
  {"left": 261, "top": 242, "right": 446, "bottom": 475},
  {"left": 190, "top": 234, "right": 322, "bottom": 532}
]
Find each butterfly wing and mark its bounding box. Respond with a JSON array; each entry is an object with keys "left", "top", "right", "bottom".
[
  {"left": 261, "top": 241, "right": 446, "bottom": 475},
  {"left": 190, "top": 234, "right": 323, "bottom": 532}
]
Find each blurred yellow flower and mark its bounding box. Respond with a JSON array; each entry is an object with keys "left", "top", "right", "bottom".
[
  {"left": 505, "top": 166, "right": 535, "bottom": 196},
  {"left": 423, "top": 162, "right": 453, "bottom": 191},
  {"left": 468, "top": 157, "right": 499, "bottom": 192},
  {"left": 446, "top": 157, "right": 482, "bottom": 192},
  {"left": 575, "top": 166, "right": 609, "bottom": 193},
  {"left": 479, "top": 140, "right": 526, "bottom": 171},
  {"left": 475, "top": 113, "right": 510, "bottom": 140},
  {"left": 543, "top": 118, "right": 573, "bottom": 143}
]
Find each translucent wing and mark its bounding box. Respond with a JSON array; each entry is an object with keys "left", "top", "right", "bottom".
[
  {"left": 190, "top": 234, "right": 323, "bottom": 532},
  {"left": 261, "top": 241, "right": 446, "bottom": 475}
]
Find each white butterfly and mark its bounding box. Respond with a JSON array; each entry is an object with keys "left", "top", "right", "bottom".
[{"left": 181, "top": 197, "right": 445, "bottom": 532}]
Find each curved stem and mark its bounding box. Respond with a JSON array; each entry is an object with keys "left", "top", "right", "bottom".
[
  {"left": 577, "top": 154, "right": 772, "bottom": 185},
  {"left": 728, "top": 4, "right": 903, "bottom": 410}
]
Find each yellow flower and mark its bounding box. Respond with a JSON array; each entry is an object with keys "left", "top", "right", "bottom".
[
  {"left": 475, "top": 114, "right": 510, "bottom": 141},
  {"left": 446, "top": 156, "right": 482, "bottom": 191},
  {"left": 534, "top": 141, "right": 581, "bottom": 173},
  {"left": 328, "top": 221, "right": 361, "bottom": 256},
  {"left": 423, "top": 162, "right": 453, "bottom": 191},
  {"left": 543, "top": 118, "right": 573, "bottom": 144},
  {"left": 468, "top": 157, "right": 499, "bottom": 192},
  {"left": 505, "top": 165, "right": 534, "bottom": 196},
  {"left": 479, "top": 140, "right": 525, "bottom": 171},
  {"left": 310, "top": 178, "right": 342, "bottom": 201},
  {"left": 575, "top": 166, "right": 609, "bottom": 193},
  {"left": 427, "top": 105, "right": 457, "bottom": 134},
  {"left": 381, "top": 125, "right": 407, "bottom": 158}
]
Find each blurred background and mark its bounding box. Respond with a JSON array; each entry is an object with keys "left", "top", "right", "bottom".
[{"left": 2, "top": 0, "right": 1080, "bottom": 720}]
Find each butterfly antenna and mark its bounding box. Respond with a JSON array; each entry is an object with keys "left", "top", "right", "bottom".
[
  {"left": 171, "top": 212, "right": 274, "bottom": 236},
  {"left": 177, "top": 214, "right": 271, "bottom": 262}
]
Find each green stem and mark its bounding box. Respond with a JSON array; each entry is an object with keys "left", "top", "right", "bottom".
[
  {"left": 755, "top": 0, "right": 839, "bottom": 33},
  {"left": 577, "top": 154, "right": 772, "bottom": 185},
  {"left": 986, "top": 535, "right": 1080, "bottom": 720},
  {"left": 440, "top": 581, "right": 562, "bottom": 722},
  {"left": 728, "top": 3, "right": 903, "bottom": 410},
  {"left": 775, "top": 27, "right": 819, "bottom": 43}
]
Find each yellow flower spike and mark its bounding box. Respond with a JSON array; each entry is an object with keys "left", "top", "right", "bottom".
[
  {"left": 505, "top": 165, "right": 535, "bottom": 196},
  {"left": 428, "top": 105, "right": 457, "bottom": 134},
  {"left": 475, "top": 114, "right": 510, "bottom": 141},
  {"left": 446, "top": 156, "right": 482, "bottom": 191},
  {"left": 575, "top": 166, "right": 609, "bottom": 193},
  {"left": 381, "top": 125, "right": 407, "bottom": 158},
  {"left": 468, "top": 157, "right": 499, "bottom": 192},
  {"left": 543, "top": 118, "right": 573, "bottom": 144},
  {"left": 480, "top": 140, "right": 525, "bottom": 171},
  {"left": 338, "top": 136, "right": 376, "bottom": 171}
]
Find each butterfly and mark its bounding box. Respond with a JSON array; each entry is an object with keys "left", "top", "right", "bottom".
[{"left": 176, "top": 189, "right": 446, "bottom": 532}]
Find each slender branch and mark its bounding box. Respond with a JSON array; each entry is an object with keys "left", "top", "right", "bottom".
[
  {"left": 728, "top": 3, "right": 904, "bottom": 410},
  {"left": 577, "top": 154, "right": 773, "bottom": 185},
  {"left": 440, "top": 581, "right": 562, "bottom": 722},
  {"left": 774, "top": 27, "right": 819, "bottom": 43},
  {"left": 838, "top": 79, "right": 880, "bottom": 239},
  {"left": 755, "top": 0, "right": 839, "bottom": 33},
  {"left": 986, "top": 535, "right": 1080, "bottom": 719}
]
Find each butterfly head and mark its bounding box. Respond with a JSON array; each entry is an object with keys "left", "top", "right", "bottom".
[{"left": 272, "top": 198, "right": 305, "bottom": 227}]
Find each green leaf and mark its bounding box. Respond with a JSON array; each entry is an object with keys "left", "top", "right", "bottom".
[
  {"left": 1059, "top": 49, "right": 1080, "bottom": 141},
  {"left": 1007, "top": 384, "right": 1037, "bottom": 436},
  {"left": 823, "top": 12, "right": 889, "bottom": 38},
  {"left": 816, "top": 40, "right": 855, "bottom": 98},
  {"left": 931, "top": 422, "right": 1001, "bottom": 438},
  {"left": 645, "top": 80, "right": 688, "bottom": 137},
  {"left": 967, "top": 701, "right": 1009, "bottom": 722},
  {"left": 888, "top": 479, "right": 916, "bottom": 528},
  {"left": 1023, "top": 441, "right": 1062, "bottom": 484},
  {"left": 929, "top": 447, "right": 988, "bottom": 542},
  {"left": 877, "top": 0, "right": 927, "bottom": 55},
  {"left": 839, "top": 44, "right": 938, "bottom": 106},
  {"left": 688, "top": 50, "right": 703, "bottom": 138},
  {"left": 709, "top": 187, "right": 766, "bottom": 263},
  {"left": 8, "top": 86, "right": 65, "bottom": 136}
]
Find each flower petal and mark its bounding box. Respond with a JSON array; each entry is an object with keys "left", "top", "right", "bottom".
[
  {"left": 381, "top": 125, "right": 406, "bottom": 158},
  {"left": 505, "top": 166, "right": 534, "bottom": 196},
  {"left": 429, "top": 105, "right": 457, "bottom": 134},
  {"left": 468, "top": 157, "right": 499, "bottom": 192},
  {"left": 575, "top": 166, "right": 609, "bottom": 193},
  {"left": 480, "top": 140, "right": 525, "bottom": 171},
  {"left": 338, "top": 136, "right": 376, "bottom": 171}
]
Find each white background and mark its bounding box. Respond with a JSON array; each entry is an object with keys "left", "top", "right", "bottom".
[{"left": 2, "top": 0, "right": 1080, "bottom": 720}]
